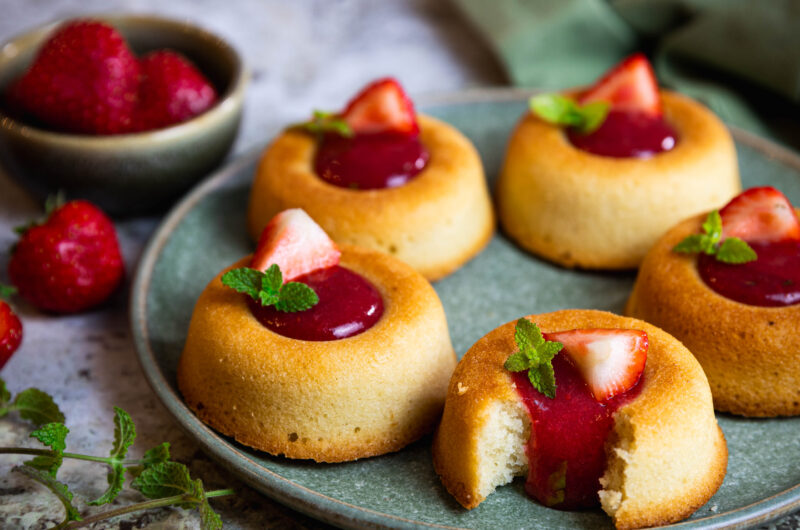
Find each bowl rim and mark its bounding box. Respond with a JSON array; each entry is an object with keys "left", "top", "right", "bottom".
[{"left": 0, "top": 13, "right": 248, "bottom": 146}]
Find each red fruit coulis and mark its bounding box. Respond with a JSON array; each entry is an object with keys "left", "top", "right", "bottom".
[
  {"left": 248, "top": 265, "right": 383, "bottom": 341},
  {"left": 567, "top": 110, "right": 678, "bottom": 159},
  {"left": 511, "top": 354, "right": 642, "bottom": 510},
  {"left": 314, "top": 132, "right": 429, "bottom": 190},
  {"left": 698, "top": 240, "right": 800, "bottom": 307}
]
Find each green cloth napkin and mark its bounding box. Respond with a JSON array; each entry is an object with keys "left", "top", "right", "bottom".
[{"left": 453, "top": 0, "right": 800, "bottom": 149}]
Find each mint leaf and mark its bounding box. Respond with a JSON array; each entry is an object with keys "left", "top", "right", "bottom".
[
  {"left": 200, "top": 492, "right": 224, "bottom": 530},
  {"left": 222, "top": 265, "right": 319, "bottom": 313},
  {"left": 0, "top": 283, "right": 16, "bottom": 300},
  {"left": 529, "top": 93, "right": 609, "bottom": 134},
  {"left": 503, "top": 319, "right": 563, "bottom": 398},
  {"left": 291, "top": 110, "right": 354, "bottom": 138},
  {"left": 262, "top": 264, "right": 283, "bottom": 295},
  {"left": 127, "top": 442, "right": 171, "bottom": 479},
  {"left": 717, "top": 237, "right": 758, "bottom": 264},
  {"left": 673, "top": 233, "right": 709, "bottom": 254},
  {"left": 275, "top": 282, "right": 319, "bottom": 312},
  {"left": 503, "top": 352, "right": 529, "bottom": 372},
  {"left": 674, "top": 210, "right": 757, "bottom": 264},
  {"left": 24, "top": 454, "right": 63, "bottom": 477},
  {"left": 89, "top": 407, "right": 136, "bottom": 505},
  {"left": 132, "top": 461, "right": 197, "bottom": 500},
  {"left": 30, "top": 423, "right": 68, "bottom": 453},
  {"left": 221, "top": 268, "right": 262, "bottom": 299},
  {"left": 0, "top": 378, "right": 10, "bottom": 407},
  {"left": 14, "top": 466, "right": 81, "bottom": 526},
  {"left": 529, "top": 363, "right": 556, "bottom": 399},
  {"left": 13, "top": 388, "right": 65, "bottom": 426}
]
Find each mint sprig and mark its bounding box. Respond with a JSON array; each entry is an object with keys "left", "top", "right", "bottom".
[
  {"left": 222, "top": 264, "right": 319, "bottom": 312},
  {"left": 673, "top": 210, "right": 757, "bottom": 264},
  {"left": 503, "top": 319, "right": 564, "bottom": 399},
  {"left": 290, "top": 109, "right": 353, "bottom": 138},
  {"left": 0, "top": 378, "right": 233, "bottom": 529},
  {"left": 0, "top": 384, "right": 65, "bottom": 426},
  {"left": 529, "top": 93, "right": 609, "bottom": 134}
]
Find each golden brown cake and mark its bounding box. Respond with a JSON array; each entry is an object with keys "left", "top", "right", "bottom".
[
  {"left": 433, "top": 309, "right": 727, "bottom": 529},
  {"left": 178, "top": 244, "right": 456, "bottom": 462},
  {"left": 247, "top": 114, "right": 495, "bottom": 281},
  {"left": 626, "top": 209, "right": 800, "bottom": 417},
  {"left": 497, "top": 91, "right": 740, "bottom": 269}
]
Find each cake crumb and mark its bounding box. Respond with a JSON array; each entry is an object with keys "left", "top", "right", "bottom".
[
  {"left": 457, "top": 382, "right": 469, "bottom": 395},
  {"left": 710, "top": 505, "right": 718, "bottom": 513}
]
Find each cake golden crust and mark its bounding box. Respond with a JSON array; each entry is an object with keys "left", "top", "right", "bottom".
[
  {"left": 247, "top": 114, "right": 495, "bottom": 281},
  {"left": 432, "top": 309, "right": 727, "bottom": 529},
  {"left": 626, "top": 210, "right": 800, "bottom": 417},
  {"left": 178, "top": 245, "right": 456, "bottom": 462},
  {"left": 496, "top": 91, "right": 740, "bottom": 269}
]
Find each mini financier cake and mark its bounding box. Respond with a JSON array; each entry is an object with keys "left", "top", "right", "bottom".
[
  {"left": 179, "top": 209, "right": 456, "bottom": 462},
  {"left": 247, "top": 78, "right": 494, "bottom": 281},
  {"left": 497, "top": 54, "right": 739, "bottom": 269},
  {"left": 627, "top": 187, "right": 800, "bottom": 416},
  {"left": 433, "top": 310, "right": 727, "bottom": 529}
]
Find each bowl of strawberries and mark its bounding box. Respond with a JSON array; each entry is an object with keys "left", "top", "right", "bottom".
[{"left": 0, "top": 15, "right": 246, "bottom": 216}]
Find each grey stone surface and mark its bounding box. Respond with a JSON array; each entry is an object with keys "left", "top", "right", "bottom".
[{"left": 0, "top": 1, "right": 797, "bottom": 529}]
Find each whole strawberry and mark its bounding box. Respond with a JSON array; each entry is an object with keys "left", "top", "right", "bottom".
[
  {"left": 135, "top": 50, "right": 218, "bottom": 131},
  {"left": 9, "top": 20, "right": 140, "bottom": 135},
  {"left": 0, "top": 285, "right": 22, "bottom": 369},
  {"left": 9, "top": 200, "right": 124, "bottom": 313}
]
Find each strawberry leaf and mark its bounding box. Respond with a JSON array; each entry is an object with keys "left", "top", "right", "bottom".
[{"left": 0, "top": 283, "right": 16, "bottom": 300}]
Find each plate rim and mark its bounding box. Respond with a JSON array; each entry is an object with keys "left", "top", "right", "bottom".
[{"left": 130, "top": 87, "right": 800, "bottom": 530}]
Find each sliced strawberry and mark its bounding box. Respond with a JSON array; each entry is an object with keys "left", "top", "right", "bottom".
[
  {"left": 545, "top": 328, "right": 648, "bottom": 402},
  {"left": 250, "top": 209, "right": 341, "bottom": 281},
  {"left": 720, "top": 186, "right": 800, "bottom": 243},
  {"left": 341, "top": 77, "right": 418, "bottom": 135},
  {"left": 578, "top": 53, "right": 662, "bottom": 117}
]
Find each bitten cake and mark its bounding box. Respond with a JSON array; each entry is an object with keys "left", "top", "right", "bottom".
[
  {"left": 179, "top": 209, "right": 456, "bottom": 462},
  {"left": 627, "top": 187, "right": 800, "bottom": 416},
  {"left": 247, "top": 78, "right": 494, "bottom": 281},
  {"left": 497, "top": 53, "right": 740, "bottom": 269},
  {"left": 433, "top": 309, "right": 727, "bottom": 529}
]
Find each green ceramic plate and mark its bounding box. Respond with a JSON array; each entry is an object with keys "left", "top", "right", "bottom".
[{"left": 131, "top": 89, "right": 800, "bottom": 529}]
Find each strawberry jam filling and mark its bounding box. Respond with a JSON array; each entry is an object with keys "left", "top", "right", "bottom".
[
  {"left": 698, "top": 240, "right": 800, "bottom": 307},
  {"left": 511, "top": 355, "right": 642, "bottom": 510},
  {"left": 248, "top": 265, "right": 383, "bottom": 341},
  {"left": 567, "top": 110, "right": 677, "bottom": 159},
  {"left": 314, "top": 132, "right": 429, "bottom": 190}
]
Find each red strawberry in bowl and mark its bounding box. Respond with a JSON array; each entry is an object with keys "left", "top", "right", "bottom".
[
  {"left": 9, "top": 20, "right": 140, "bottom": 135},
  {"left": 547, "top": 328, "right": 648, "bottom": 401},
  {"left": 341, "top": 77, "right": 419, "bottom": 135},
  {"left": 134, "top": 50, "right": 218, "bottom": 131},
  {"left": 8, "top": 200, "right": 124, "bottom": 313},
  {"left": 250, "top": 208, "right": 341, "bottom": 281}
]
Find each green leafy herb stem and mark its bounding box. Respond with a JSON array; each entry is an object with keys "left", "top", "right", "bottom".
[
  {"left": 503, "top": 319, "right": 564, "bottom": 399},
  {"left": 529, "top": 93, "right": 610, "bottom": 134},
  {"left": 673, "top": 210, "right": 757, "bottom": 264},
  {"left": 0, "top": 379, "right": 233, "bottom": 530},
  {"left": 222, "top": 263, "right": 319, "bottom": 312}
]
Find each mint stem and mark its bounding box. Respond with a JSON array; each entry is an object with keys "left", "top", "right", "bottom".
[
  {"left": 0, "top": 447, "right": 142, "bottom": 465},
  {"left": 63, "top": 489, "right": 235, "bottom": 529}
]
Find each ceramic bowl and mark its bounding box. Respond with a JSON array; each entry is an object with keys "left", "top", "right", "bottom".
[{"left": 0, "top": 14, "right": 247, "bottom": 216}]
